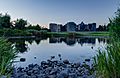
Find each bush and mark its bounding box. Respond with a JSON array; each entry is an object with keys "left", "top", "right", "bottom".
[{"left": 0, "top": 29, "right": 32, "bottom": 37}]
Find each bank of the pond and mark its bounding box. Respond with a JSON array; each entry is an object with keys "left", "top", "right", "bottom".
[
  {"left": 10, "top": 55, "right": 95, "bottom": 78},
  {"left": 47, "top": 32, "right": 109, "bottom": 37}
]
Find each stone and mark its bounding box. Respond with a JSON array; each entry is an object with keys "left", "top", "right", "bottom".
[
  {"left": 58, "top": 69, "right": 69, "bottom": 78},
  {"left": 51, "top": 56, "right": 55, "bottom": 59},
  {"left": 50, "top": 68, "right": 58, "bottom": 75},
  {"left": 41, "top": 61, "right": 47, "bottom": 66},
  {"left": 69, "top": 73, "right": 77, "bottom": 78},
  {"left": 20, "top": 58, "right": 26, "bottom": 62},
  {"left": 27, "top": 70, "right": 32, "bottom": 76},
  {"left": 58, "top": 54, "right": 61, "bottom": 57},
  {"left": 28, "top": 64, "right": 34, "bottom": 68},
  {"left": 48, "top": 75, "right": 56, "bottom": 78},
  {"left": 63, "top": 60, "right": 69, "bottom": 64},
  {"left": 74, "top": 63, "right": 80, "bottom": 68},
  {"left": 85, "top": 59, "right": 90, "bottom": 62}
]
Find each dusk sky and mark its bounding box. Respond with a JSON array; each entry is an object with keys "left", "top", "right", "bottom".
[{"left": 0, "top": 0, "right": 119, "bottom": 27}]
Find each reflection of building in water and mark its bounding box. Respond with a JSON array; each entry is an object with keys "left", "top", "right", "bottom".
[
  {"left": 77, "top": 37, "right": 96, "bottom": 46},
  {"left": 49, "top": 37, "right": 109, "bottom": 46},
  {"left": 49, "top": 37, "right": 98, "bottom": 46},
  {"left": 97, "top": 38, "right": 109, "bottom": 44},
  {"left": 65, "top": 37, "right": 76, "bottom": 46},
  {"left": 49, "top": 37, "right": 62, "bottom": 43}
]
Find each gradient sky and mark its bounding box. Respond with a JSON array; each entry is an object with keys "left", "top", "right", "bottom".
[{"left": 0, "top": 0, "right": 119, "bottom": 27}]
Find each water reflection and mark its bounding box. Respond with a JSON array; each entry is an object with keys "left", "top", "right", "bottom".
[
  {"left": 8, "top": 36, "right": 109, "bottom": 53},
  {"left": 49, "top": 37, "right": 109, "bottom": 46}
]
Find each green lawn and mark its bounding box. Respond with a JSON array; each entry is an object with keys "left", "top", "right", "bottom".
[{"left": 47, "top": 31, "right": 109, "bottom": 36}]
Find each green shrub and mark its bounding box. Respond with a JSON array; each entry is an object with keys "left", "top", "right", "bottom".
[{"left": 0, "top": 29, "right": 32, "bottom": 37}]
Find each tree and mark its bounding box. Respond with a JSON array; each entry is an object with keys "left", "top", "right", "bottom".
[
  {"left": 0, "top": 13, "right": 12, "bottom": 28},
  {"left": 14, "top": 18, "right": 27, "bottom": 29},
  {"left": 27, "top": 24, "right": 41, "bottom": 31}
]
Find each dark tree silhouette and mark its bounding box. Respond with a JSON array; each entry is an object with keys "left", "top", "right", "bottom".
[
  {"left": 14, "top": 18, "right": 27, "bottom": 29},
  {"left": 0, "top": 13, "right": 12, "bottom": 28}
]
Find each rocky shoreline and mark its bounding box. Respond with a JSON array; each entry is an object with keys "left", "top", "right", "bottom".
[{"left": 9, "top": 55, "right": 95, "bottom": 78}]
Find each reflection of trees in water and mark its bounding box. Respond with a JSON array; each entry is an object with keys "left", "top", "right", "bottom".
[
  {"left": 98, "top": 38, "right": 109, "bottom": 44},
  {"left": 15, "top": 40, "right": 28, "bottom": 53},
  {"left": 8, "top": 36, "right": 109, "bottom": 53},
  {"left": 8, "top": 39, "right": 28, "bottom": 53},
  {"left": 8, "top": 36, "right": 48, "bottom": 53}
]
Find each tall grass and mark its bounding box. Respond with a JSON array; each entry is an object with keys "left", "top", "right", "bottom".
[
  {"left": 0, "top": 38, "right": 17, "bottom": 77},
  {"left": 94, "top": 8, "right": 120, "bottom": 78},
  {"left": 94, "top": 40, "right": 120, "bottom": 78}
]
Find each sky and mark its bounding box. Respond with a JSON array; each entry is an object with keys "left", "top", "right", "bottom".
[{"left": 0, "top": 0, "right": 120, "bottom": 28}]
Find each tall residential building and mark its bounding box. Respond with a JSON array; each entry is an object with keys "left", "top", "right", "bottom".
[
  {"left": 66, "top": 22, "right": 77, "bottom": 32},
  {"left": 78, "top": 22, "right": 96, "bottom": 31},
  {"left": 49, "top": 23, "right": 61, "bottom": 32},
  {"left": 88, "top": 23, "right": 96, "bottom": 31}
]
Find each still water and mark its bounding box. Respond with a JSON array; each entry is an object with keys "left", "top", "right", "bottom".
[{"left": 8, "top": 36, "right": 108, "bottom": 67}]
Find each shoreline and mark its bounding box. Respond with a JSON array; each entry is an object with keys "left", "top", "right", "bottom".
[{"left": 10, "top": 55, "right": 95, "bottom": 78}]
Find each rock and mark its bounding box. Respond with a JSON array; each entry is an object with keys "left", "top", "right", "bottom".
[
  {"left": 17, "top": 67, "right": 24, "bottom": 72},
  {"left": 11, "top": 56, "right": 95, "bottom": 78},
  {"left": 63, "top": 60, "right": 69, "bottom": 64},
  {"left": 27, "top": 70, "right": 32, "bottom": 76},
  {"left": 51, "top": 56, "right": 55, "bottom": 60},
  {"left": 77, "top": 67, "right": 82, "bottom": 72},
  {"left": 20, "top": 58, "right": 26, "bottom": 62},
  {"left": 58, "top": 69, "right": 69, "bottom": 78},
  {"left": 85, "top": 59, "right": 90, "bottom": 62},
  {"left": 74, "top": 63, "right": 80, "bottom": 68},
  {"left": 50, "top": 69, "right": 58, "bottom": 75},
  {"left": 41, "top": 61, "right": 47, "bottom": 66},
  {"left": 28, "top": 64, "right": 34, "bottom": 68},
  {"left": 48, "top": 75, "right": 56, "bottom": 78},
  {"left": 69, "top": 73, "right": 77, "bottom": 78},
  {"left": 58, "top": 54, "right": 61, "bottom": 57},
  {"left": 82, "top": 64, "right": 90, "bottom": 70}
]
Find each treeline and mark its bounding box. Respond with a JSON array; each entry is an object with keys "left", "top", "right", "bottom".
[
  {"left": 0, "top": 13, "right": 49, "bottom": 30},
  {"left": 0, "top": 13, "right": 50, "bottom": 36},
  {"left": 96, "top": 25, "right": 109, "bottom": 31}
]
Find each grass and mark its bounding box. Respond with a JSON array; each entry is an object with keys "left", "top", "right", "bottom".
[
  {"left": 94, "top": 39, "right": 120, "bottom": 78},
  {"left": 47, "top": 31, "right": 109, "bottom": 37},
  {"left": 0, "top": 38, "right": 17, "bottom": 77}
]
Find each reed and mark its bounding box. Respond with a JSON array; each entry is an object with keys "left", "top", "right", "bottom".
[
  {"left": 0, "top": 38, "right": 17, "bottom": 77},
  {"left": 94, "top": 7, "right": 120, "bottom": 78}
]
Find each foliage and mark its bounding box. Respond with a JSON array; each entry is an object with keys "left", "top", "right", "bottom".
[
  {"left": 96, "top": 25, "right": 109, "bottom": 31},
  {"left": 0, "top": 13, "right": 12, "bottom": 28},
  {"left": 94, "top": 42, "right": 120, "bottom": 78},
  {"left": 0, "top": 38, "right": 17, "bottom": 77},
  {"left": 27, "top": 24, "right": 41, "bottom": 31},
  {"left": 0, "top": 29, "right": 32, "bottom": 37},
  {"left": 108, "top": 8, "right": 120, "bottom": 38},
  {"left": 14, "top": 18, "right": 27, "bottom": 29},
  {"left": 94, "top": 7, "right": 120, "bottom": 78}
]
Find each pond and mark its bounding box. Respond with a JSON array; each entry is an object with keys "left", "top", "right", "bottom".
[{"left": 8, "top": 36, "right": 109, "bottom": 67}]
